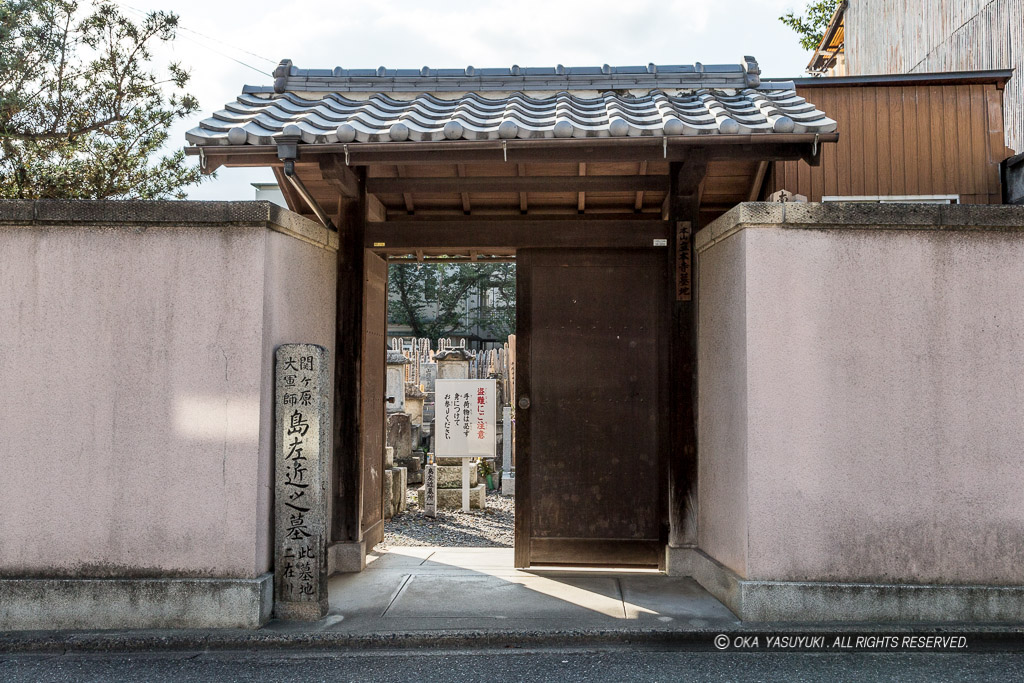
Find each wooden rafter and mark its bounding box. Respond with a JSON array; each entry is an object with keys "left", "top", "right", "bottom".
[
  {"left": 272, "top": 166, "right": 311, "bottom": 216},
  {"left": 518, "top": 164, "right": 528, "bottom": 213},
  {"left": 748, "top": 160, "right": 770, "bottom": 201},
  {"left": 577, "top": 163, "right": 586, "bottom": 212},
  {"left": 457, "top": 164, "right": 471, "bottom": 214},
  {"left": 396, "top": 165, "right": 415, "bottom": 213},
  {"left": 634, "top": 161, "right": 648, "bottom": 211}
]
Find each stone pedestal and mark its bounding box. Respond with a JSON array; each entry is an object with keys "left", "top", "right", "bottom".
[
  {"left": 501, "top": 470, "right": 515, "bottom": 496},
  {"left": 395, "top": 452, "right": 422, "bottom": 485},
  {"left": 417, "top": 484, "right": 486, "bottom": 509},
  {"left": 274, "top": 344, "right": 329, "bottom": 621},
  {"left": 437, "top": 464, "right": 478, "bottom": 488}
]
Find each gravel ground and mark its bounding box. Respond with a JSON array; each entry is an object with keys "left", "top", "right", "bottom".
[{"left": 378, "top": 487, "right": 514, "bottom": 548}]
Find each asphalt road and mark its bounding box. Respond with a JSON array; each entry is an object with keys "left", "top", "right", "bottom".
[{"left": 2, "top": 647, "right": 1023, "bottom": 682}]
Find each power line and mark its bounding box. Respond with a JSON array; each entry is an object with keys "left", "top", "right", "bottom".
[{"left": 99, "top": 1, "right": 276, "bottom": 76}]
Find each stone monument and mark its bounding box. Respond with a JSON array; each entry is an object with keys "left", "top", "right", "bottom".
[{"left": 274, "top": 344, "right": 329, "bottom": 621}]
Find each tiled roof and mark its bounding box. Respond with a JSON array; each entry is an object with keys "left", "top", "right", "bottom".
[{"left": 186, "top": 57, "right": 837, "bottom": 146}]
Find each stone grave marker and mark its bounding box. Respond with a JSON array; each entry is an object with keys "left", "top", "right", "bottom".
[
  {"left": 424, "top": 463, "right": 437, "bottom": 517},
  {"left": 274, "top": 344, "right": 329, "bottom": 621}
]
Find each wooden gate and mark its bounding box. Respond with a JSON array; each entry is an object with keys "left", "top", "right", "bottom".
[
  {"left": 514, "top": 249, "right": 668, "bottom": 568},
  {"left": 359, "top": 251, "right": 388, "bottom": 547}
]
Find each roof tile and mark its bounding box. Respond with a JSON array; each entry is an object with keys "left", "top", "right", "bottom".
[{"left": 188, "top": 57, "right": 836, "bottom": 147}]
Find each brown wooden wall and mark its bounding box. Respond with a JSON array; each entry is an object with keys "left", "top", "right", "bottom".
[
  {"left": 844, "top": 0, "right": 1023, "bottom": 154},
  {"left": 770, "top": 82, "right": 1011, "bottom": 204}
]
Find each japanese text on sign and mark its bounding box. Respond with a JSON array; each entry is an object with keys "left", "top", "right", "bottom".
[{"left": 435, "top": 379, "right": 496, "bottom": 457}]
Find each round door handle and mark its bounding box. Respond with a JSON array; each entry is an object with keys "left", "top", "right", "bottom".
[{"left": 518, "top": 396, "right": 531, "bottom": 410}]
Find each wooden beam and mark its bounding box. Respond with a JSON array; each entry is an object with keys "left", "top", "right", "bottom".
[
  {"left": 365, "top": 219, "right": 669, "bottom": 251},
  {"left": 319, "top": 156, "right": 362, "bottom": 198},
  {"left": 517, "top": 164, "right": 528, "bottom": 213},
  {"left": 187, "top": 135, "right": 838, "bottom": 167},
  {"left": 396, "top": 165, "right": 415, "bottom": 213},
  {"left": 365, "top": 193, "right": 387, "bottom": 222},
  {"left": 332, "top": 174, "right": 367, "bottom": 543},
  {"left": 577, "top": 163, "right": 586, "bottom": 212},
  {"left": 457, "top": 164, "right": 471, "bottom": 214},
  {"left": 366, "top": 174, "right": 668, "bottom": 194},
  {"left": 748, "top": 160, "right": 770, "bottom": 201},
  {"left": 666, "top": 149, "right": 708, "bottom": 550},
  {"left": 272, "top": 166, "right": 312, "bottom": 216},
  {"left": 634, "top": 161, "right": 648, "bottom": 211},
  {"left": 385, "top": 212, "right": 661, "bottom": 222}
]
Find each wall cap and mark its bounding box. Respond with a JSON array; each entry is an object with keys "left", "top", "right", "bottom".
[
  {"left": 0, "top": 200, "right": 338, "bottom": 252},
  {"left": 697, "top": 202, "right": 1024, "bottom": 253}
]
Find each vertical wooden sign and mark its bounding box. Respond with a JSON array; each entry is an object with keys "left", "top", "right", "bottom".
[
  {"left": 274, "top": 343, "right": 329, "bottom": 621},
  {"left": 676, "top": 221, "right": 692, "bottom": 302}
]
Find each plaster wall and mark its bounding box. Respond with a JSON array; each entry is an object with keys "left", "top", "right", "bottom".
[
  {"left": 0, "top": 202, "right": 336, "bottom": 580},
  {"left": 257, "top": 229, "right": 337, "bottom": 573},
  {"left": 696, "top": 203, "right": 1024, "bottom": 586},
  {"left": 694, "top": 230, "right": 748, "bottom": 577}
]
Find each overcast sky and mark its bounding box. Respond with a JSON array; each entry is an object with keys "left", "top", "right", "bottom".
[{"left": 120, "top": 0, "right": 816, "bottom": 200}]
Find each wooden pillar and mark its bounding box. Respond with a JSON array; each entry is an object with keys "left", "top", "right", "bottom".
[
  {"left": 327, "top": 161, "right": 367, "bottom": 543},
  {"left": 666, "top": 150, "right": 707, "bottom": 548}
]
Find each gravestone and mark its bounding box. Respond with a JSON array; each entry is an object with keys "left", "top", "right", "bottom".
[
  {"left": 392, "top": 466, "right": 408, "bottom": 514},
  {"left": 383, "top": 468, "right": 394, "bottom": 520},
  {"left": 435, "top": 348, "right": 472, "bottom": 380},
  {"left": 420, "top": 362, "right": 438, "bottom": 393},
  {"left": 421, "top": 362, "right": 438, "bottom": 426},
  {"left": 385, "top": 350, "right": 410, "bottom": 414},
  {"left": 386, "top": 412, "right": 413, "bottom": 462},
  {"left": 405, "top": 382, "right": 426, "bottom": 425},
  {"left": 274, "top": 344, "right": 329, "bottom": 621}
]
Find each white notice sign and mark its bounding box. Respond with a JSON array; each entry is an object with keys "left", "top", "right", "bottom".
[{"left": 435, "top": 379, "right": 496, "bottom": 457}]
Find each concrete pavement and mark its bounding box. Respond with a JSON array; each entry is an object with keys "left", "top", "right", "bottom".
[
  {"left": 2, "top": 547, "right": 1023, "bottom": 654},
  {"left": 298, "top": 546, "right": 738, "bottom": 634}
]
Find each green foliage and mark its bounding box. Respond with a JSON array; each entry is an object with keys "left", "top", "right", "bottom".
[
  {"left": 0, "top": 0, "right": 207, "bottom": 198},
  {"left": 779, "top": 0, "right": 843, "bottom": 52},
  {"left": 388, "top": 262, "right": 516, "bottom": 341}
]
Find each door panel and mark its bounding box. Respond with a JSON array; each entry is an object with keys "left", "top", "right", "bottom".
[
  {"left": 360, "top": 250, "right": 387, "bottom": 547},
  {"left": 515, "top": 249, "right": 667, "bottom": 568}
]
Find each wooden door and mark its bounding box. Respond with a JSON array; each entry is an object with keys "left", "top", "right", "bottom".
[
  {"left": 359, "top": 250, "right": 388, "bottom": 548},
  {"left": 514, "top": 249, "right": 667, "bottom": 568}
]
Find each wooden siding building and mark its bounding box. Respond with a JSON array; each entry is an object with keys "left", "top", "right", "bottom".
[
  {"left": 768, "top": 71, "right": 1014, "bottom": 204},
  {"left": 824, "top": 0, "right": 1022, "bottom": 155}
]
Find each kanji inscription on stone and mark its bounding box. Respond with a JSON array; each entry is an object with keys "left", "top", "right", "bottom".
[
  {"left": 424, "top": 464, "right": 437, "bottom": 518},
  {"left": 274, "top": 344, "right": 329, "bottom": 621}
]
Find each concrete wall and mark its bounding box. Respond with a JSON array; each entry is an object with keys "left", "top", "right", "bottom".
[
  {"left": 0, "top": 202, "right": 337, "bottom": 583},
  {"left": 696, "top": 203, "right": 1024, "bottom": 587}
]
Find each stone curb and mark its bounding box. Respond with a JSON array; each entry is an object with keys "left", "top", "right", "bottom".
[{"left": 2, "top": 624, "right": 1023, "bottom": 654}]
